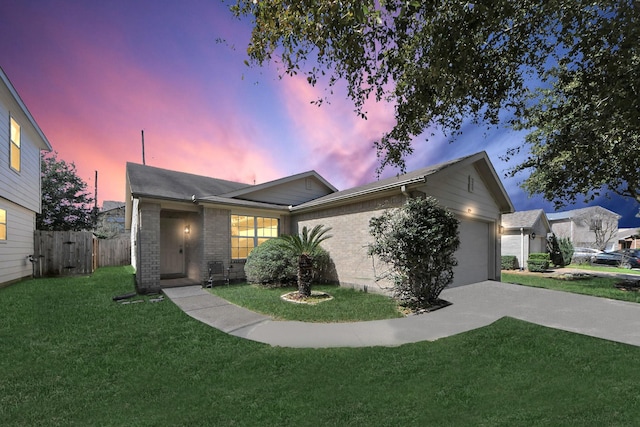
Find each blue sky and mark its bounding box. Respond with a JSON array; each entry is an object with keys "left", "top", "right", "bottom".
[{"left": 1, "top": 0, "right": 638, "bottom": 227}]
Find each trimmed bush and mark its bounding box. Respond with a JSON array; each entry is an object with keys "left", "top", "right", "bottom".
[
  {"left": 244, "top": 238, "right": 333, "bottom": 286},
  {"left": 244, "top": 239, "right": 296, "bottom": 286},
  {"left": 501, "top": 255, "right": 519, "bottom": 270},
  {"left": 527, "top": 253, "right": 550, "bottom": 272}
]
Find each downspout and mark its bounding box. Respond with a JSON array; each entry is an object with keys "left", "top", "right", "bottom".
[{"left": 520, "top": 227, "right": 525, "bottom": 270}]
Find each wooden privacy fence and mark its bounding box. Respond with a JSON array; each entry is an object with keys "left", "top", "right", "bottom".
[
  {"left": 33, "top": 231, "right": 131, "bottom": 277},
  {"left": 97, "top": 234, "right": 131, "bottom": 267}
]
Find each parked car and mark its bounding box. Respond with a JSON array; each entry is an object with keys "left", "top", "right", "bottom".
[
  {"left": 592, "top": 249, "right": 640, "bottom": 269},
  {"left": 572, "top": 247, "right": 602, "bottom": 262}
]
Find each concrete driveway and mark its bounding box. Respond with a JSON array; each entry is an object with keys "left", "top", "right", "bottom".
[{"left": 164, "top": 280, "right": 640, "bottom": 348}]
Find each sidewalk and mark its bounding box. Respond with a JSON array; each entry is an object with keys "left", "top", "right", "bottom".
[{"left": 163, "top": 279, "right": 640, "bottom": 349}]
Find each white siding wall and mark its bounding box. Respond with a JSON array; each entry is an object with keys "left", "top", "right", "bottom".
[
  {"left": 502, "top": 232, "right": 527, "bottom": 269},
  {"left": 0, "top": 88, "right": 43, "bottom": 213},
  {"left": 0, "top": 198, "right": 35, "bottom": 285}
]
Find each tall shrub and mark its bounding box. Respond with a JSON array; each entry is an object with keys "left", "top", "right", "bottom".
[
  {"left": 547, "top": 234, "right": 574, "bottom": 267},
  {"left": 558, "top": 237, "right": 574, "bottom": 266},
  {"left": 368, "top": 196, "right": 460, "bottom": 310}
]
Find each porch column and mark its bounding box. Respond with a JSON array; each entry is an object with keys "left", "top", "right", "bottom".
[{"left": 136, "top": 202, "right": 161, "bottom": 294}]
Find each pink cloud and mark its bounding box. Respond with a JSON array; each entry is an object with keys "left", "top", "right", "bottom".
[
  {"left": 5, "top": 3, "right": 283, "bottom": 206},
  {"left": 277, "top": 75, "right": 397, "bottom": 189}
]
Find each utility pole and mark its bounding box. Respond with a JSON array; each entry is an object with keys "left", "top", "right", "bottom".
[
  {"left": 94, "top": 170, "right": 98, "bottom": 209},
  {"left": 141, "top": 130, "right": 146, "bottom": 165}
]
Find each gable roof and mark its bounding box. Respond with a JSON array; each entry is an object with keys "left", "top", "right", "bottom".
[
  {"left": 219, "top": 170, "right": 337, "bottom": 199},
  {"left": 0, "top": 67, "right": 52, "bottom": 151},
  {"left": 547, "top": 206, "right": 621, "bottom": 222},
  {"left": 126, "top": 163, "right": 334, "bottom": 210},
  {"left": 102, "top": 201, "right": 125, "bottom": 211},
  {"left": 127, "top": 162, "right": 250, "bottom": 202},
  {"left": 618, "top": 228, "right": 640, "bottom": 240},
  {"left": 502, "top": 209, "right": 549, "bottom": 230},
  {"left": 293, "top": 151, "right": 514, "bottom": 213}
]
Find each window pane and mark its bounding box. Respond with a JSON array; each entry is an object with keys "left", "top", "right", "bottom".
[
  {"left": 231, "top": 215, "right": 278, "bottom": 259},
  {"left": 10, "top": 118, "right": 20, "bottom": 147},
  {"left": 257, "top": 217, "right": 278, "bottom": 237},
  {"left": 0, "top": 224, "right": 5, "bottom": 240},
  {"left": 10, "top": 141, "right": 20, "bottom": 171},
  {"left": 10, "top": 118, "right": 20, "bottom": 172},
  {"left": 0, "top": 209, "right": 5, "bottom": 223}
]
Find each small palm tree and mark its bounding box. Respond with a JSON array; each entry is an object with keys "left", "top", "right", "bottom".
[{"left": 279, "top": 225, "right": 332, "bottom": 297}]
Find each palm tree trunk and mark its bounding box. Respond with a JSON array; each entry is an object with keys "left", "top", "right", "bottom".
[{"left": 297, "top": 254, "right": 313, "bottom": 297}]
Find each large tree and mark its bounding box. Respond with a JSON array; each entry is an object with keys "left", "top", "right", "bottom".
[
  {"left": 228, "top": 0, "right": 639, "bottom": 206},
  {"left": 38, "top": 152, "right": 96, "bottom": 231}
]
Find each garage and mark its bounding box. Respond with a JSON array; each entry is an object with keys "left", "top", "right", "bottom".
[{"left": 451, "top": 219, "right": 492, "bottom": 287}]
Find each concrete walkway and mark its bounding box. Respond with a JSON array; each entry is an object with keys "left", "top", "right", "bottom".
[{"left": 163, "top": 280, "right": 640, "bottom": 348}]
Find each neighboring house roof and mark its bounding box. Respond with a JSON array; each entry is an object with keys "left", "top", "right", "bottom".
[
  {"left": 618, "top": 228, "right": 640, "bottom": 240},
  {"left": 501, "top": 209, "right": 549, "bottom": 230},
  {"left": 101, "top": 201, "right": 125, "bottom": 212},
  {"left": 547, "top": 206, "right": 621, "bottom": 222},
  {"left": 0, "top": 66, "right": 52, "bottom": 151},
  {"left": 292, "top": 151, "right": 514, "bottom": 213}
]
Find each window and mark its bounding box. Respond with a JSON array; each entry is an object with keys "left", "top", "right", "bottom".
[
  {"left": 231, "top": 215, "right": 279, "bottom": 259},
  {"left": 10, "top": 116, "right": 20, "bottom": 172},
  {"left": 0, "top": 208, "right": 6, "bottom": 241},
  {"left": 590, "top": 219, "right": 602, "bottom": 231}
]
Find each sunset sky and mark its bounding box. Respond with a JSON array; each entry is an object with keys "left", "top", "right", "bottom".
[{"left": 2, "top": 0, "right": 639, "bottom": 227}]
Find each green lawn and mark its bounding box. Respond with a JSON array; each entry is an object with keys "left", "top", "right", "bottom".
[
  {"left": 208, "top": 283, "right": 404, "bottom": 322},
  {"left": 2, "top": 267, "right": 640, "bottom": 426},
  {"left": 502, "top": 271, "right": 640, "bottom": 303}
]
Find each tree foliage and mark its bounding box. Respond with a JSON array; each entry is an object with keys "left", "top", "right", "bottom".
[
  {"left": 229, "top": 0, "right": 639, "bottom": 205},
  {"left": 547, "top": 234, "right": 573, "bottom": 267},
  {"left": 37, "top": 152, "right": 96, "bottom": 231},
  {"left": 279, "top": 224, "right": 333, "bottom": 297},
  {"left": 368, "top": 197, "right": 460, "bottom": 310}
]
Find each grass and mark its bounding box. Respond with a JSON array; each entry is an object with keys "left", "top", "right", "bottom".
[
  {"left": 502, "top": 271, "right": 640, "bottom": 303},
  {"left": 207, "top": 283, "right": 404, "bottom": 322},
  {"left": 1, "top": 266, "right": 640, "bottom": 425}
]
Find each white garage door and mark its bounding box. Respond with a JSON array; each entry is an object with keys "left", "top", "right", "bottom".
[{"left": 451, "top": 219, "right": 492, "bottom": 287}]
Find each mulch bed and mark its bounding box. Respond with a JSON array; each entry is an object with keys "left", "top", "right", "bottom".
[{"left": 614, "top": 280, "right": 640, "bottom": 292}]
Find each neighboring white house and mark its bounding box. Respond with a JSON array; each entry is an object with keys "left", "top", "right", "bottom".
[
  {"left": 501, "top": 209, "right": 551, "bottom": 269},
  {"left": 0, "top": 67, "right": 52, "bottom": 287},
  {"left": 547, "top": 206, "right": 620, "bottom": 251}
]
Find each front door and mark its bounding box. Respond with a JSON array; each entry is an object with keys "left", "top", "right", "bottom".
[{"left": 160, "top": 217, "right": 185, "bottom": 278}]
